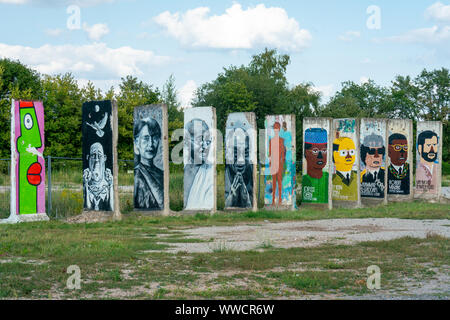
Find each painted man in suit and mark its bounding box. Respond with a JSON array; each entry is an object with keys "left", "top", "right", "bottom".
[
  {"left": 332, "top": 137, "right": 357, "bottom": 201},
  {"left": 387, "top": 133, "right": 410, "bottom": 195},
  {"left": 416, "top": 130, "right": 439, "bottom": 194},
  {"left": 360, "top": 134, "right": 385, "bottom": 198}
]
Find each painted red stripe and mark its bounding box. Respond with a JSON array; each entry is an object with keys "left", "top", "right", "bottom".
[{"left": 20, "top": 101, "right": 34, "bottom": 108}]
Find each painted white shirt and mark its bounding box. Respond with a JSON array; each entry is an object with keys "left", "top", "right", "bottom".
[
  {"left": 185, "top": 164, "right": 213, "bottom": 210},
  {"left": 392, "top": 164, "right": 405, "bottom": 173}
]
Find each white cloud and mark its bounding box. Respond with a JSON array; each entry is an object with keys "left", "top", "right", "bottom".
[
  {"left": 0, "top": 0, "right": 28, "bottom": 4},
  {"left": 83, "top": 23, "right": 110, "bottom": 41},
  {"left": 0, "top": 0, "right": 115, "bottom": 6},
  {"left": 425, "top": 2, "right": 450, "bottom": 23},
  {"left": 385, "top": 25, "right": 450, "bottom": 44},
  {"left": 0, "top": 42, "right": 171, "bottom": 78},
  {"left": 154, "top": 3, "right": 312, "bottom": 51},
  {"left": 361, "top": 58, "right": 372, "bottom": 64},
  {"left": 179, "top": 80, "right": 197, "bottom": 109},
  {"left": 378, "top": 3, "right": 450, "bottom": 45},
  {"left": 360, "top": 76, "right": 370, "bottom": 84},
  {"left": 338, "top": 31, "right": 361, "bottom": 42},
  {"left": 45, "top": 28, "right": 63, "bottom": 37},
  {"left": 311, "top": 84, "right": 335, "bottom": 102}
]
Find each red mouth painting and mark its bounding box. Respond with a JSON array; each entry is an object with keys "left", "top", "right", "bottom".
[{"left": 27, "top": 162, "right": 42, "bottom": 186}]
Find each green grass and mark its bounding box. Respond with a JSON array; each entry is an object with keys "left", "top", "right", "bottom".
[{"left": 0, "top": 209, "right": 448, "bottom": 299}]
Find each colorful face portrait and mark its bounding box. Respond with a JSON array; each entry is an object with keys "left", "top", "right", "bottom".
[
  {"left": 333, "top": 137, "right": 356, "bottom": 172},
  {"left": 388, "top": 133, "right": 408, "bottom": 166},
  {"left": 415, "top": 127, "right": 440, "bottom": 195},
  {"left": 15, "top": 101, "right": 45, "bottom": 215},
  {"left": 417, "top": 131, "right": 438, "bottom": 163},
  {"left": 304, "top": 128, "right": 327, "bottom": 178},
  {"left": 302, "top": 127, "right": 328, "bottom": 204},
  {"left": 387, "top": 133, "right": 410, "bottom": 195},
  {"left": 361, "top": 134, "right": 385, "bottom": 170}
]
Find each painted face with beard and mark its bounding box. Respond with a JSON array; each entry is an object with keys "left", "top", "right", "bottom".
[
  {"left": 89, "top": 143, "right": 106, "bottom": 183},
  {"left": 419, "top": 136, "right": 438, "bottom": 163}
]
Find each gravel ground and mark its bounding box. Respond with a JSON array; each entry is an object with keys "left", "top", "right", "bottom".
[{"left": 160, "top": 218, "right": 450, "bottom": 253}]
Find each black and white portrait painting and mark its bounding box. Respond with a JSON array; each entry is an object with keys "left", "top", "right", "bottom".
[
  {"left": 225, "top": 113, "right": 256, "bottom": 209},
  {"left": 133, "top": 106, "right": 164, "bottom": 211},
  {"left": 184, "top": 107, "right": 215, "bottom": 210},
  {"left": 82, "top": 100, "right": 114, "bottom": 211}
]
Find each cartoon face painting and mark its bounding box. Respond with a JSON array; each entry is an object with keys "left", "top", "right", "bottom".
[
  {"left": 333, "top": 137, "right": 356, "bottom": 171},
  {"left": 16, "top": 101, "right": 44, "bottom": 215},
  {"left": 360, "top": 133, "right": 386, "bottom": 198},
  {"left": 302, "top": 127, "right": 328, "bottom": 204},
  {"left": 387, "top": 133, "right": 410, "bottom": 195},
  {"left": 332, "top": 134, "right": 358, "bottom": 202},
  {"left": 416, "top": 129, "right": 439, "bottom": 194}
]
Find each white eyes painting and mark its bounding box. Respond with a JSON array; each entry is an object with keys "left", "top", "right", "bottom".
[{"left": 24, "top": 113, "right": 33, "bottom": 130}]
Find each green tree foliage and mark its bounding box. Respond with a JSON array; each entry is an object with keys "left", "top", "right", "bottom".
[
  {"left": 390, "top": 68, "right": 450, "bottom": 160},
  {"left": 194, "top": 48, "right": 321, "bottom": 160},
  {"left": 41, "top": 73, "right": 83, "bottom": 157},
  {"left": 0, "top": 59, "right": 42, "bottom": 158},
  {"left": 319, "top": 80, "right": 390, "bottom": 118},
  {"left": 162, "top": 74, "right": 184, "bottom": 154}
]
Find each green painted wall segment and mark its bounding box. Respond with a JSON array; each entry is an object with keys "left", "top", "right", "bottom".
[{"left": 16, "top": 106, "right": 42, "bottom": 214}]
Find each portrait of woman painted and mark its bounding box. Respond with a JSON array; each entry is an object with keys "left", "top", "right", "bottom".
[{"left": 133, "top": 113, "right": 164, "bottom": 211}]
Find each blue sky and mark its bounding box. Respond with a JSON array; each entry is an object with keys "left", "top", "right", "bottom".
[{"left": 0, "top": 0, "right": 449, "bottom": 106}]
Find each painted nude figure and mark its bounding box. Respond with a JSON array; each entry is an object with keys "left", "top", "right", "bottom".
[{"left": 269, "top": 122, "right": 286, "bottom": 205}]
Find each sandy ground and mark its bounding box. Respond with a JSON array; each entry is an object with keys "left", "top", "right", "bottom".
[{"left": 159, "top": 218, "right": 450, "bottom": 253}]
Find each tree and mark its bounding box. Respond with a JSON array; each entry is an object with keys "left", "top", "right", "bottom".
[
  {"left": 389, "top": 75, "right": 420, "bottom": 120},
  {"left": 319, "top": 80, "right": 390, "bottom": 118},
  {"left": 162, "top": 74, "right": 184, "bottom": 154},
  {"left": 0, "top": 59, "right": 42, "bottom": 158},
  {"left": 194, "top": 48, "right": 321, "bottom": 161},
  {"left": 41, "top": 73, "right": 83, "bottom": 157}
]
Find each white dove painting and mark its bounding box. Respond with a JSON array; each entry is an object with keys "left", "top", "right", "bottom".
[{"left": 86, "top": 113, "right": 108, "bottom": 137}]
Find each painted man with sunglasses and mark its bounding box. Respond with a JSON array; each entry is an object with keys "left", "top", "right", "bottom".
[
  {"left": 387, "top": 133, "right": 410, "bottom": 195},
  {"left": 360, "top": 134, "right": 385, "bottom": 198}
]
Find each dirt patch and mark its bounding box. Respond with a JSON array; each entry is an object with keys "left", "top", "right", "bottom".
[
  {"left": 157, "top": 218, "right": 450, "bottom": 253},
  {"left": 65, "top": 211, "right": 115, "bottom": 224}
]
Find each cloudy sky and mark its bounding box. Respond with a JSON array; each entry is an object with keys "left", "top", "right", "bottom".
[{"left": 0, "top": 0, "right": 449, "bottom": 107}]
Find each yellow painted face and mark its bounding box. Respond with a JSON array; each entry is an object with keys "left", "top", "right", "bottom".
[{"left": 333, "top": 137, "right": 356, "bottom": 171}]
